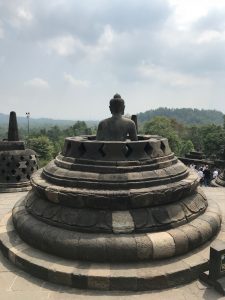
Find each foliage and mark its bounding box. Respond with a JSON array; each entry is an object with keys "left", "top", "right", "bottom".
[
  {"left": 142, "top": 116, "right": 225, "bottom": 158},
  {"left": 138, "top": 107, "right": 224, "bottom": 126},
  {"left": 28, "top": 136, "right": 54, "bottom": 166},
  {"left": 179, "top": 140, "right": 194, "bottom": 157},
  {"left": 142, "top": 116, "right": 182, "bottom": 155},
  {"left": 64, "top": 121, "right": 92, "bottom": 136},
  {"left": 26, "top": 121, "right": 94, "bottom": 166},
  {"left": 199, "top": 125, "right": 225, "bottom": 158}
]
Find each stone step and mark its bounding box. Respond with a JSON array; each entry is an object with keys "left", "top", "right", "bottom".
[
  {"left": 1, "top": 210, "right": 225, "bottom": 291},
  {"left": 31, "top": 168, "right": 199, "bottom": 209}
]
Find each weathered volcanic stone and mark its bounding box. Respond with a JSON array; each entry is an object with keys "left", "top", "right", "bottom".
[
  {"left": 0, "top": 98, "right": 222, "bottom": 291},
  {"left": 0, "top": 111, "right": 38, "bottom": 192}
]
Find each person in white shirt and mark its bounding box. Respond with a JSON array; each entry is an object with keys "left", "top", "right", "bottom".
[{"left": 213, "top": 169, "right": 219, "bottom": 179}]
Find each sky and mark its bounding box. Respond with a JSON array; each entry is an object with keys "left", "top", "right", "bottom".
[{"left": 1, "top": 0, "right": 225, "bottom": 120}]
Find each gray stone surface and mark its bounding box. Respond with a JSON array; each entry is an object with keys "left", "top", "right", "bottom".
[{"left": 11, "top": 198, "right": 220, "bottom": 263}]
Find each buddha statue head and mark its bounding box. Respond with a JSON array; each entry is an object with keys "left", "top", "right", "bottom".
[{"left": 109, "top": 94, "right": 125, "bottom": 116}]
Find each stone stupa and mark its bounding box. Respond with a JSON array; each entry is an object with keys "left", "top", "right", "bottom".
[
  {"left": 212, "top": 170, "right": 225, "bottom": 187},
  {"left": 211, "top": 159, "right": 225, "bottom": 187},
  {"left": 0, "top": 111, "right": 38, "bottom": 192},
  {"left": 0, "top": 96, "right": 222, "bottom": 291}
]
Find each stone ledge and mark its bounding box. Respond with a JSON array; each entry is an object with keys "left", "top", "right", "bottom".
[
  {"left": 31, "top": 169, "right": 199, "bottom": 209},
  {"left": 42, "top": 160, "right": 188, "bottom": 189},
  {"left": 211, "top": 177, "right": 225, "bottom": 187}
]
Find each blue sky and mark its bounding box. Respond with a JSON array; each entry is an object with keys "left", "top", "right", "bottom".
[{"left": 1, "top": 0, "right": 225, "bottom": 120}]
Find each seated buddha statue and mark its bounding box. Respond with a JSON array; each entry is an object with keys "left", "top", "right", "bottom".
[{"left": 96, "top": 94, "right": 138, "bottom": 141}]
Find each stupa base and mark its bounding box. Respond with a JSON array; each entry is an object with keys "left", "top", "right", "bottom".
[
  {"left": 211, "top": 178, "right": 225, "bottom": 187},
  {"left": 0, "top": 199, "right": 222, "bottom": 291}
]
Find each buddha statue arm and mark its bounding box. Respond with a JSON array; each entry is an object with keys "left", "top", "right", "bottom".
[{"left": 96, "top": 122, "right": 104, "bottom": 140}]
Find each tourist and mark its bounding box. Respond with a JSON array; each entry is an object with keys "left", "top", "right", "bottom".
[
  {"left": 203, "top": 165, "right": 211, "bottom": 186},
  {"left": 198, "top": 167, "right": 204, "bottom": 186},
  {"left": 213, "top": 169, "right": 219, "bottom": 179}
]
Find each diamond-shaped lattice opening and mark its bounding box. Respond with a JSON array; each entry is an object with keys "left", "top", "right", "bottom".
[
  {"left": 11, "top": 156, "right": 15, "bottom": 160},
  {"left": 22, "top": 168, "right": 26, "bottom": 174},
  {"left": 16, "top": 175, "right": 21, "bottom": 182},
  {"left": 11, "top": 169, "right": 16, "bottom": 175},
  {"left": 20, "top": 156, "right": 24, "bottom": 160},
  {"left": 144, "top": 142, "right": 153, "bottom": 156},
  {"left": 98, "top": 144, "right": 106, "bottom": 157},
  {"left": 6, "top": 162, "right": 10, "bottom": 167},
  {"left": 6, "top": 176, "right": 10, "bottom": 181},
  {"left": 160, "top": 141, "right": 166, "bottom": 153},
  {"left": 2, "top": 156, "right": 6, "bottom": 161},
  {"left": 25, "top": 161, "right": 29, "bottom": 166},
  {"left": 78, "top": 143, "right": 86, "bottom": 156},
  {"left": 33, "top": 161, "right": 36, "bottom": 165},
  {"left": 27, "top": 175, "right": 31, "bottom": 180},
  {"left": 16, "top": 162, "right": 20, "bottom": 168},
  {"left": 124, "top": 144, "right": 133, "bottom": 158}
]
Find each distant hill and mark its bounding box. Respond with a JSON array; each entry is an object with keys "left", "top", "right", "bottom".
[
  {"left": 0, "top": 113, "right": 98, "bottom": 128},
  {"left": 0, "top": 108, "right": 224, "bottom": 129},
  {"left": 137, "top": 108, "right": 224, "bottom": 125}
]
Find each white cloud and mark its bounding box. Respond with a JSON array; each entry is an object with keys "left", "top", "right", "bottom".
[
  {"left": 138, "top": 63, "right": 211, "bottom": 87},
  {"left": 24, "top": 78, "right": 49, "bottom": 88},
  {"left": 43, "top": 25, "right": 115, "bottom": 60},
  {"left": 2, "top": 3, "right": 34, "bottom": 28},
  {"left": 17, "top": 7, "right": 33, "bottom": 22},
  {"left": 45, "top": 35, "right": 84, "bottom": 56},
  {"left": 64, "top": 73, "right": 89, "bottom": 88},
  {"left": 84, "top": 25, "right": 116, "bottom": 63},
  {"left": 168, "top": 0, "right": 225, "bottom": 30},
  {"left": 196, "top": 30, "right": 225, "bottom": 44},
  {"left": 98, "top": 25, "right": 115, "bottom": 46}
]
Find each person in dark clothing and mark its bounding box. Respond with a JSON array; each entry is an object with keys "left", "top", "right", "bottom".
[{"left": 203, "top": 165, "right": 211, "bottom": 186}]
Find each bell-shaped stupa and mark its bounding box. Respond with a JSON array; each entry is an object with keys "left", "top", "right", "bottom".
[
  {"left": 0, "top": 111, "right": 38, "bottom": 192},
  {"left": 0, "top": 98, "right": 222, "bottom": 291}
]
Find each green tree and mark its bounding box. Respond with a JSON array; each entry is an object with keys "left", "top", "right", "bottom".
[
  {"left": 179, "top": 140, "right": 194, "bottom": 157},
  {"left": 143, "top": 116, "right": 182, "bottom": 155},
  {"left": 64, "top": 121, "right": 92, "bottom": 136},
  {"left": 200, "top": 124, "right": 225, "bottom": 158},
  {"left": 185, "top": 126, "right": 203, "bottom": 151},
  {"left": 29, "top": 136, "right": 54, "bottom": 166}
]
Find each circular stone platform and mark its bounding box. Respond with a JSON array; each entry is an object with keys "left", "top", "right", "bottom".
[
  {"left": 0, "top": 134, "right": 222, "bottom": 290},
  {"left": 0, "top": 198, "right": 221, "bottom": 290}
]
